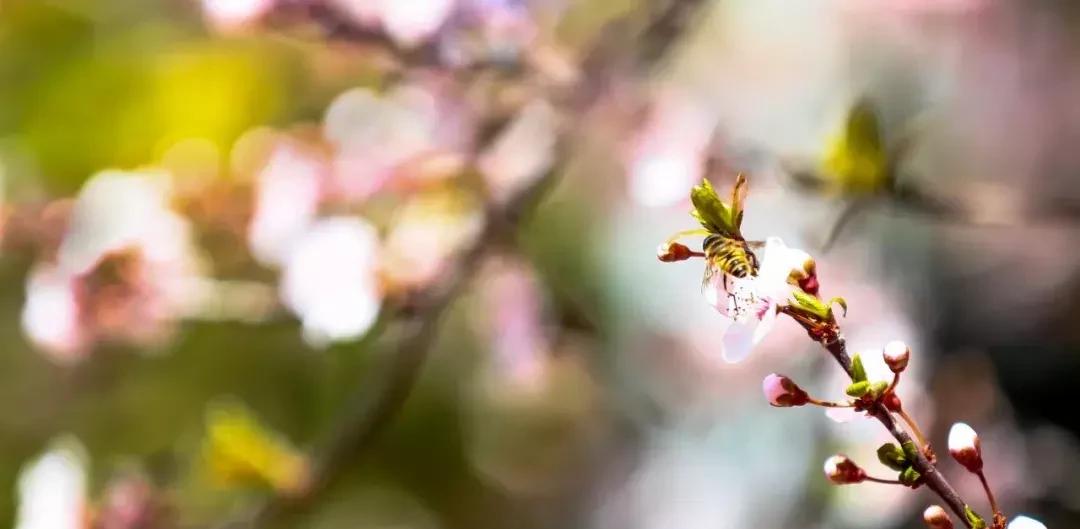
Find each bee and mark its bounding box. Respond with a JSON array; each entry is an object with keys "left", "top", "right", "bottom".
[
  {"left": 703, "top": 233, "right": 758, "bottom": 282},
  {"left": 661, "top": 174, "right": 762, "bottom": 294},
  {"left": 785, "top": 98, "right": 947, "bottom": 250}
]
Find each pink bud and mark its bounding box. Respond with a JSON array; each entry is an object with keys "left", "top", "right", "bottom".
[
  {"left": 923, "top": 505, "right": 954, "bottom": 529},
  {"left": 948, "top": 422, "right": 983, "bottom": 473},
  {"left": 657, "top": 242, "right": 693, "bottom": 262},
  {"left": 823, "top": 455, "right": 865, "bottom": 484},
  {"left": 762, "top": 373, "right": 809, "bottom": 407},
  {"left": 883, "top": 340, "right": 910, "bottom": 373}
]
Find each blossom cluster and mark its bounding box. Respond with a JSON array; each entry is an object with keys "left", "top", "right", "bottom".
[
  {"left": 2, "top": 2, "right": 571, "bottom": 525},
  {"left": 658, "top": 176, "right": 1047, "bottom": 529}
]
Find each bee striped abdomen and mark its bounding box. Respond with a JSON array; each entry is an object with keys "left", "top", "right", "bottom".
[{"left": 703, "top": 235, "right": 758, "bottom": 279}]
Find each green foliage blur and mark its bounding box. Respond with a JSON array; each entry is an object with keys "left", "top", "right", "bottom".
[{"left": 0, "top": 1, "right": 310, "bottom": 192}]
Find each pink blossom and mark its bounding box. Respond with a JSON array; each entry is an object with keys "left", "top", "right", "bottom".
[
  {"left": 247, "top": 141, "right": 327, "bottom": 267},
  {"left": 323, "top": 82, "right": 472, "bottom": 202},
  {"left": 702, "top": 237, "right": 809, "bottom": 363},
  {"left": 21, "top": 171, "right": 205, "bottom": 361},
  {"left": 95, "top": 474, "right": 161, "bottom": 529},
  {"left": 479, "top": 100, "right": 557, "bottom": 205},
  {"left": 476, "top": 258, "right": 551, "bottom": 391},
  {"left": 761, "top": 373, "right": 808, "bottom": 407},
  {"left": 281, "top": 217, "right": 382, "bottom": 347},
  {"left": 201, "top": 0, "right": 274, "bottom": 31},
  {"left": 330, "top": 0, "right": 456, "bottom": 47}
]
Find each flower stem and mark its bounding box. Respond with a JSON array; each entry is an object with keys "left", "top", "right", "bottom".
[
  {"left": 977, "top": 470, "right": 1007, "bottom": 529},
  {"left": 864, "top": 475, "right": 903, "bottom": 485},
  {"left": 887, "top": 372, "right": 900, "bottom": 393},
  {"left": 807, "top": 397, "right": 853, "bottom": 408},
  {"left": 896, "top": 407, "right": 935, "bottom": 462}
]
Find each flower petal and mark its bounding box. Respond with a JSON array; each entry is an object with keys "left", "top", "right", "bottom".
[
  {"left": 756, "top": 237, "right": 813, "bottom": 301},
  {"left": 1007, "top": 516, "right": 1047, "bottom": 529},
  {"left": 752, "top": 302, "right": 778, "bottom": 345},
  {"left": 721, "top": 319, "right": 757, "bottom": 363},
  {"left": 825, "top": 407, "right": 857, "bottom": 423}
]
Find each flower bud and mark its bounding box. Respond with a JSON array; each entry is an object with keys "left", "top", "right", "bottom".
[
  {"left": 780, "top": 246, "right": 814, "bottom": 279},
  {"left": 657, "top": 242, "right": 693, "bottom": 262},
  {"left": 781, "top": 245, "right": 818, "bottom": 294},
  {"left": 923, "top": 505, "right": 954, "bottom": 529},
  {"left": 948, "top": 422, "right": 983, "bottom": 473},
  {"left": 823, "top": 455, "right": 866, "bottom": 484},
  {"left": 1007, "top": 516, "right": 1047, "bottom": 529},
  {"left": 883, "top": 392, "right": 903, "bottom": 412},
  {"left": 762, "top": 373, "right": 809, "bottom": 407},
  {"left": 883, "top": 340, "right": 910, "bottom": 373},
  {"left": 798, "top": 274, "right": 820, "bottom": 296}
]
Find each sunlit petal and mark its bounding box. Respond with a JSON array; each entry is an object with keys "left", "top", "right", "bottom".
[
  {"left": 15, "top": 438, "right": 87, "bottom": 529},
  {"left": 21, "top": 266, "right": 84, "bottom": 362},
  {"left": 281, "top": 217, "right": 382, "bottom": 347},
  {"left": 247, "top": 142, "right": 324, "bottom": 267},
  {"left": 721, "top": 319, "right": 757, "bottom": 363},
  {"left": 479, "top": 100, "right": 557, "bottom": 205}
]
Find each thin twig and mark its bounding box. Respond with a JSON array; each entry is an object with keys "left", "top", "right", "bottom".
[
  {"left": 977, "top": 470, "right": 1006, "bottom": 529},
  {"left": 821, "top": 335, "right": 979, "bottom": 528},
  {"left": 897, "top": 407, "right": 932, "bottom": 458},
  {"left": 233, "top": 178, "right": 553, "bottom": 528},
  {"left": 807, "top": 397, "right": 853, "bottom": 409},
  {"left": 864, "top": 476, "right": 903, "bottom": 486}
]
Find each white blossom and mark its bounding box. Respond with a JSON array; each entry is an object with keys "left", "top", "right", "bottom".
[
  {"left": 1007, "top": 516, "right": 1047, "bottom": 529},
  {"left": 703, "top": 237, "right": 809, "bottom": 363},
  {"left": 15, "top": 438, "right": 88, "bottom": 529},
  {"left": 281, "top": 217, "right": 382, "bottom": 347}
]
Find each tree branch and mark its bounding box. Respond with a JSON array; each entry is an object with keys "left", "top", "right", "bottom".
[
  {"left": 222, "top": 179, "right": 552, "bottom": 528},
  {"left": 821, "top": 334, "right": 977, "bottom": 529}
]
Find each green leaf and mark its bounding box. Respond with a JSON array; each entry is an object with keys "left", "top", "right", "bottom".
[
  {"left": 728, "top": 173, "right": 748, "bottom": 229},
  {"left": 690, "top": 179, "right": 736, "bottom": 235},
  {"left": 901, "top": 441, "right": 919, "bottom": 461},
  {"left": 829, "top": 296, "right": 848, "bottom": 317},
  {"left": 899, "top": 466, "right": 922, "bottom": 487},
  {"left": 845, "top": 380, "right": 870, "bottom": 398},
  {"left": 851, "top": 354, "right": 867, "bottom": 383},
  {"left": 869, "top": 381, "right": 889, "bottom": 399},
  {"left": 965, "top": 506, "right": 987, "bottom": 529},
  {"left": 791, "top": 289, "right": 832, "bottom": 320},
  {"left": 876, "top": 443, "right": 908, "bottom": 471}
]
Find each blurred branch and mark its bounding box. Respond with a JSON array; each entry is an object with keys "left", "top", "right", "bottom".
[
  {"left": 211, "top": 1, "right": 711, "bottom": 527},
  {"left": 270, "top": 0, "right": 522, "bottom": 78},
  {"left": 275, "top": 0, "right": 439, "bottom": 64},
  {"left": 227, "top": 171, "right": 556, "bottom": 529}
]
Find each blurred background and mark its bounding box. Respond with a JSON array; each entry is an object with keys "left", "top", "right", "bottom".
[{"left": 0, "top": 0, "right": 1078, "bottom": 528}]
